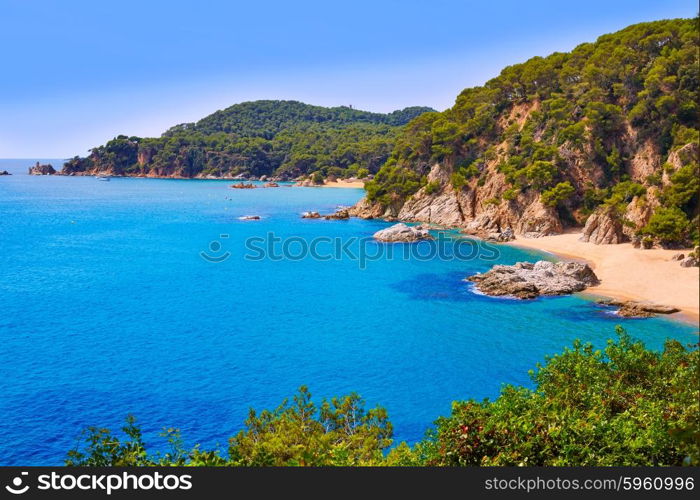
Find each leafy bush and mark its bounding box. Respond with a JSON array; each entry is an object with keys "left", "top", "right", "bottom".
[
  {"left": 661, "top": 163, "right": 700, "bottom": 211},
  {"left": 641, "top": 207, "right": 692, "bottom": 245},
  {"left": 424, "top": 180, "right": 441, "bottom": 195},
  {"left": 414, "top": 329, "right": 699, "bottom": 466},
  {"left": 541, "top": 181, "right": 575, "bottom": 207},
  {"left": 604, "top": 181, "right": 647, "bottom": 212}
]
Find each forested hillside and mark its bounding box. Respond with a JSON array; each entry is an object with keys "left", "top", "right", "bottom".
[
  {"left": 61, "top": 101, "right": 434, "bottom": 180},
  {"left": 357, "top": 18, "right": 698, "bottom": 247}
]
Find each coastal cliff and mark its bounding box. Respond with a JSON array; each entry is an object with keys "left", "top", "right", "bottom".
[{"left": 352, "top": 18, "right": 699, "bottom": 246}]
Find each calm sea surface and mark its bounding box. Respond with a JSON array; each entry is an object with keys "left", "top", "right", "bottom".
[{"left": 0, "top": 159, "right": 696, "bottom": 465}]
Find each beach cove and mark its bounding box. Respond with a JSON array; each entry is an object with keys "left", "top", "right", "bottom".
[{"left": 0, "top": 159, "right": 697, "bottom": 465}]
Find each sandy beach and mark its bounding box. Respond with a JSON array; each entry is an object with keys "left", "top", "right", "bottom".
[
  {"left": 321, "top": 179, "right": 365, "bottom": 188},
  {"left": 505, "top": 232, "right": 699, "bottom": 324}
]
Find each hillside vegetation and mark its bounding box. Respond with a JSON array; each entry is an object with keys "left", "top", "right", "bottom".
[
  {"left": 61, "top": 101, "right": 434, "bottom": 180},
  {"left": 66, "top": 329, "right": 699, "bottom": 466},
  {"left": 362, "top": 18, "right": 698, "bottom": 246}
]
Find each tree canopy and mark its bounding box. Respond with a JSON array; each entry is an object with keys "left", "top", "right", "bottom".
[{"left": 62, "top": 101, "right": 435, "bottom": 180}]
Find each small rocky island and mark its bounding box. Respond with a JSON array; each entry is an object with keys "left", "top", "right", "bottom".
[
  {"left": 373, "top": 223, "right": 433, "bottom": 242},
  {"left": 467, "top": 261, "right": 599, "bottom": 299},
  {"left": 28, "top": 162, "right": 56, "bottom": 175}
]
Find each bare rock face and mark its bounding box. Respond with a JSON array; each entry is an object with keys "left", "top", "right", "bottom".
[
  {"left": 515, "top": 200, "right": 563, "bottom": 237},
  {"left": 28, "top": 162, "right": 56, "bottom": 175},
  {"left": 597, "top": 299, "right": 679, "bottom": 317},
  {"left": 485, "top": 228, "right": 515, "bottom": 242},
  {"left": 323, "top": 208, "right": 350, "bottom": 220},
  {"left": 580, "top": 206, "right": 627, "bottom": 244},
  {"left": 349, "top": 197, "right": 401, "bottom": 219},
  {"left": 666, "top": 142, "right": 699, "bottom": 171},
  {"left": 467, "top": 261, "right": 599, "bottom": 299},
  {"left": 351, "top": 162, "right": 562, "bottom": 238},
  {"left": 373, "top": 223, "right": 433, "bottom": 242},
  {"left": 623, "top": 195, "right": 654, "bottom": 239}
]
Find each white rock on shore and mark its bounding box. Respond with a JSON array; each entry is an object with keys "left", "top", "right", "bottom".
[{"left": 373, "top": 223, "right": 433, "bottom": 242}]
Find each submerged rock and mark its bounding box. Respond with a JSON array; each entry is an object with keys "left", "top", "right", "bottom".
[
  {"left": 597, "top": 299, "right": 679, "bottom": 317},
  {"left": 467, "top": 260, "right": 599, "bottom": 299},
  {"left": 263, "top": 182, "right": 279, "bottom": 188},
  {"left": 239, "top": 215, "right": 261, "bottom": 220},
  {"left": 670, "top": 253, "right": 685, "bottom": 261},
  {"left": 373, "top": 223, "right": 433, "bottom": 242}
]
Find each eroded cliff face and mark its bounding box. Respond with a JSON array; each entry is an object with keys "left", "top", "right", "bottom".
[
  {"left": 351, "top": 137, "right": 695, "bottom": 239},
  {"left": 351, "top": 161, "right": 562, "bottom": 237}
]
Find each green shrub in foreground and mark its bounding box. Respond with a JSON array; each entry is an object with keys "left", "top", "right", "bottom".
[{"left": 66, "top": 328, "right": 699, "bottom": 466}]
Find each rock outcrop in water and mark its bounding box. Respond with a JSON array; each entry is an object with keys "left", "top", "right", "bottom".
[
  {"left": 373, "top": 223, "right": 433, "bottom": 242},
  {"left": 324, "top": 208, "right": 350, "bottom": 220},
  {"left": 28, "top": 162, "right": 56, "bottom": 175},
  {"left": 231, "top": 182, "right": 256, "bottom": 189},
  {"left": 0, "top": 170, "right": 10, "bottom": 175},
  {"left": 596, "top": 299, "right": 679, "bottom": 317},
  {"left": 467, "top": 261, "right": 599, "bottom": 299}
]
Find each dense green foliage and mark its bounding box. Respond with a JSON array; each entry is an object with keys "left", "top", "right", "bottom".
[
  {"left": 416, "top": 328, "right": 698, "bottom": 466},
  {"left": 366, "top": 18, "right": 699, "bottom": 245},
  {"left": 66, "top": 329, "right": 699, "bottom": 466},
  {"left": 62, "top": 101, "right": 434, "bottom": 180}
]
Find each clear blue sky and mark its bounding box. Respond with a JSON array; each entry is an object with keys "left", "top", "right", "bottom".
[{"left": 1, "top": 0, "right": 696, "bottom": 157}]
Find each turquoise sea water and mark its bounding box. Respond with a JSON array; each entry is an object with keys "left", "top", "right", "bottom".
[{"left": 0, "top": 159, "right": 697, "bottom": 465}]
